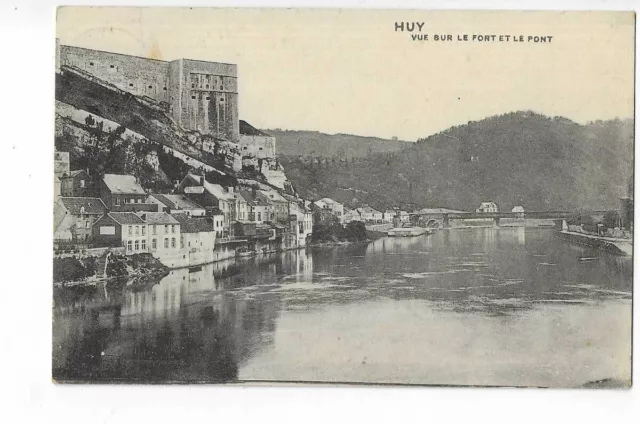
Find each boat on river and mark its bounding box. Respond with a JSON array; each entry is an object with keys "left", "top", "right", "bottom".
[{"left": 387, "top": 226, "right": 432, "bottom": 237}]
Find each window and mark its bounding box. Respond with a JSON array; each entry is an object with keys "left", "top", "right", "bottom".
[
  {"left": 180, "top": 238, "right": 184, "bottom": 249},
  {"left": 258, "top": 212, "right": 262, "bottom": 221},
  {"left": 141, "top": 226, "right": 146, "bottom": 236},
  {"left": 110, "top": 65, "right": 115, "bottom": 69},
  {"left": 80, "top": 206, "right": 85, "bottom": 214},
  {"left": 171, "top": 225, "right": 175, "bottom": 234},
  {"left": 205, "top": 96, "right": 210, "bottom": 100},
  {"left": 163, "top": 87, "right": 167, "bottom": 91},
  {"left": 129, "top": 83, "right": 134, "bottom": 87},
  {"left": 135, "top": 226, "right": 139, "bottom": 235},
  {"left": 141, "top": 239, "right": 146, "bottom": 250},
  {"left": 85, "top": 221, "right": 90, "bottom": 229},
  {"left": 153, "top": 224, "right": 157, "bottom": 235},
  {"left": 164, "top": 238, "right": 169, "bottom": 248},
  {"left": 259, "top": 147, "right": 263, "bottom": 151},
  {"left": 80, "top": 180, "right": 85, "bottom": 188},
  {"left": 205, "top": 84, "right": 209, "bottom": 89},
  {"left": 128, "top": 226, "right": 132, "bottom": 236},
  {"left": 148, "top": 85, "right": 152, "bottom": 89},
  {"left": 127, "top": 240, "right": 132, "bottom": 251},
  {"left": 171, "top": 238, "right": 176, "bottom": 248},
  {"left": 89, "top": 62, "right": 94, "bottom": 66},
  {"left": 191, "top": 84, "right": 195, "bottom": 88},
  {"left": 135, "top": 240, "right": 139, "bottom": 251},
  {"left": 115, "top": 198, "right": 121, "bottom": 206},
  {"left": 152, "top": 238, "right": 157, "bottom": 249},
  {"left": 164, "top": 225, "right": 168, "bottom": 234},
  {"left": 243, "top": 147, "right": 247, "bottom": 150},
  {"left": 191, "top": 95, "right": 196, "bottom": 100}
]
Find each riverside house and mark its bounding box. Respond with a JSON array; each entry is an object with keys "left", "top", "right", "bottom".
[
  {"left": 92, "top": 212, "right": 148, "bottom": 254},
  {"left": 173, "top": 214, "right": 216, "bottom": 266},
  {"left": 53, "top": 197, "right": 107, "bottom": 246},
  {"left": 314, "top": 198, "right": 345, "bottom": 223},
  {"left": 178, "top": 173, "right": 236, "bottom": 236},
  {"left": 147, "top": 193, "right": 206, "bottom": 216},
  {"left": 139, "top": 212, "right": 182, "bottom": 267},
  {"left": 100, "top": 174, "right": 156, "bottom": 212}
]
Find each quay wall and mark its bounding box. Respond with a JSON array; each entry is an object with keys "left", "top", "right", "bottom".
[{"left": 556, "top": 231, "right": 632, "bottom": 256}]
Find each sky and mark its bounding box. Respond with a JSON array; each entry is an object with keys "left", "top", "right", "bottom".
[{"left": 56, "top": 8, "right": 635, "bottom": 141}]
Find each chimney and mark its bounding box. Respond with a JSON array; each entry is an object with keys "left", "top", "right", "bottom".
[{"left": 228, "top": 186, "right": 234, "bottom": 194}]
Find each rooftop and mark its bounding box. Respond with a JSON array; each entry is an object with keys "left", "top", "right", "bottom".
[
  {"left": 151, "top": 193, "right": 204, "bottom": 210},
  {"left": 103, "top": 174, "right": 146, "bottom": 195},
  {"left": 108, "top": 212, "right": 146, "bottom": 225},
  {"left": 137, "top": 212, "right": 180, "bottom": 225},
  {"left": 239, "top": 120, "right": 271, "bottom": 137},
  {"left": 60, "top": 197, "right": 107, "bottom": 215},
  {"left": 172, "top": 214, "right": 213, "bottom": 233}
]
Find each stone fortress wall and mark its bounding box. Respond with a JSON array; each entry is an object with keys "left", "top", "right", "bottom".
[{"left": 56, "top": 41, "right": 239, "bottom": 141}]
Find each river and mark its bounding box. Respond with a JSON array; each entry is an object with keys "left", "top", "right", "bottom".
[{"left": 52, "top": 227, "right": 632, "bottom": 387}]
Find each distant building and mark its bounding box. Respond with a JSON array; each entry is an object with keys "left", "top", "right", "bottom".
[
  {"left": 356, "top": 206, "right": 383, "bottom": 222},
  {"left": 147, "top": 193, "right": 206, "bottom": 217},
  {"left": 238, "top": 120, "right": 276, "bottom": 160},
  {"left": 476, "top": 202, "right": 499, "bottom": 213},
  {"left": 100, "top": 174, "right": 154, "bottom": 212},
  {"left": 511, "top": 205, "right": 525, "bottom": 219},
  {"left": 54, "top": 151, "right": 70, "bottom": 181},
  {"left": 343, "top": 208, "right": 362, "bottom": 223},
  {"left": 383, "top": 210, "right": 397, "bottom": 222},
  {"left": 60, "top": 169, "right": 91, "bottom": 197},
  {"left": 399, "top": 210, "right": 410, "bottom": 223},
  {"left": 314, "top": 198, "right": 344, "bottom": 223},
  {"left": 92, "top": 212, "right": 148, "bottom": 253},
  {"left": 53, "top": 197, "right": 108, "bottom": 245}
]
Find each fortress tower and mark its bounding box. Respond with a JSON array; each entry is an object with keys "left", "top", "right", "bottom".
[{"left": 56, "top": 42, "right": 239, "bottom": 141}]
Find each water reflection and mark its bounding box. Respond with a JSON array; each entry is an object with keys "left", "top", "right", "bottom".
[{"left": 53, "top": 228, "right": 632, "bottom": 386}]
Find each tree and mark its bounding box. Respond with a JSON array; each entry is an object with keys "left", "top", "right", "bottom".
[{"left": 602, "top": 210, "right": 620, "bottom": 229}]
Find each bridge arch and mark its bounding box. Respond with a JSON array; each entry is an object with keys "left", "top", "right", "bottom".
[{"left": 426, "top": 219, "right": 440, "bottom": 229}]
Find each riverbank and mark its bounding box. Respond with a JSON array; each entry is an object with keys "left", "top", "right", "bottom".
[
  {"left": 556, "top": 230, "right": 632, "bottom": 256},
  {"left": 53, "top": 253, "right": 169, "bottom": 287}
]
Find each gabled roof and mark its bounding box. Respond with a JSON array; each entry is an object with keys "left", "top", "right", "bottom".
[
  {"left": 107, "top": 212, "right": 146, "bottom": 225},
  {"left": 103, "top": 174, "right": 145, "bottom": 195},
  {"left": 239, "top": 120, "right": 271, "bottom": 137},
  {"left": 172, "top": 215, "right": 213, "bottom": 233},
  {"left": 357, "top": 207, "right": 380, "bottom": 214},
  {"left": 60, "top": 197, "right": 107, "bottom": 215},
  {"left": 63, "top": 169, "right": 88, "bottom": 179},
  {"left": 259, "top": 190, "right": 288, "bottom": 203},
  {"left": 137, "top": 212, "right": 179, "bottom": 225},
  {"left": 151, "top": 193, "right": 204, "bottom": 210}
]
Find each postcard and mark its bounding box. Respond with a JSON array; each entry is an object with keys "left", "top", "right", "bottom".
[{"left": 53, "top": 7, "right": 633, "bottom": 387}]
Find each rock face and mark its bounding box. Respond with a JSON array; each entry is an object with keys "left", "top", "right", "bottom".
[{"left": 55, "top": 69, "right": 293, "bottom": 192}]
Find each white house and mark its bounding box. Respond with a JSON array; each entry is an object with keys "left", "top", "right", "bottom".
[
  {"left": 511, "top": 205, "right": 525, "bottom": 219},
  {"left": 476, "top": 202, "right": 499, "bottom": 213},
  {"left": 314, "top": 198, "right": 345, "bottom": 223}
]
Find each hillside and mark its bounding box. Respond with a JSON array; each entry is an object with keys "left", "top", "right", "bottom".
[
  {"left": 55, "top": 67, "right": 269, "bottom": 192},
  {"left": 267, "top": 129, "right": 411, "bottom": 158},
  {"left": 279, "top": 111, "right": 633, "bottom": 212}
]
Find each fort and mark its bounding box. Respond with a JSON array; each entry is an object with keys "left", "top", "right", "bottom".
[{"left": 55, "top": 39, "right": 239, "bottom": 141}]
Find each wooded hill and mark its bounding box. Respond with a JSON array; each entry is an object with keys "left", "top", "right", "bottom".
[{"left": 279, "top": 111, "right": 633, "bottom": 212}]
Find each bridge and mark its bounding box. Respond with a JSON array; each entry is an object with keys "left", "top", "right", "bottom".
[{"left": 409, "top": 210, "right": 608, "bottom": 228}]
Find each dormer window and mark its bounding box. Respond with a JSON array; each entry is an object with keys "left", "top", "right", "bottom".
[
  {"left": 148, "top": 85, "right": 152, "bottom": 89},
  {"left": 89, "top": 62, "right": 94, "bottom": 66},
  {"left": 80, "top": 206, "right": 85, "bottom": 214},
  {"left": 110, "top": 65, "right": 115, "bottom": 69}
]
